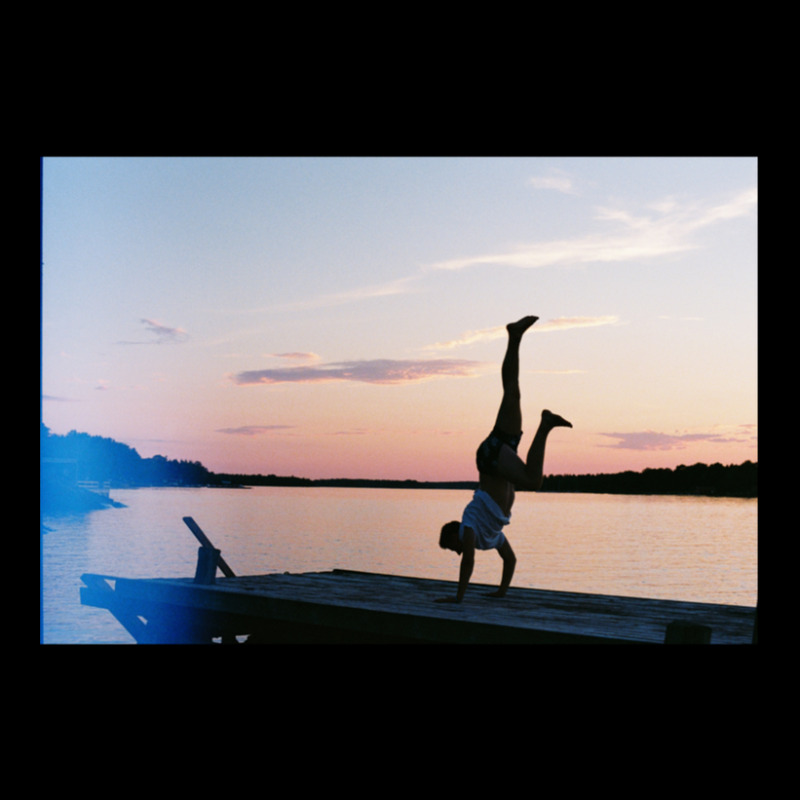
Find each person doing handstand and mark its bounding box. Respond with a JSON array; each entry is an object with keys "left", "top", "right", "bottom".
[{"left": 436, "top": 315, "right": 571, "bottom": 603}]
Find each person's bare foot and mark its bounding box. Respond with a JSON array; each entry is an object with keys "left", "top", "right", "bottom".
[
  {"left": 542, "top": 409, "right": 572, "bottom": 428},
  {"left": 507, "top": 316, "right": 539, "bottom": 338}
]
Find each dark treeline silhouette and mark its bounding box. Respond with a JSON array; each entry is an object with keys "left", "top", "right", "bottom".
[
  {"left": 214, "top": 473, "right": 478, "bottom": 491},
  {"left": 41, "top": 425, "right": 214, "bottom": 514},
  {"left": 41, "top": 425, "right": 213, "bottom": 487},
  {"left": 221, "top": 462, "right": 756, "bottom": 497},
  {"left": 540, "top": 460, "right": 757, "bottom": 498},
  {"left": 41, "top": 425, "right": 757, "bottom": 515}
]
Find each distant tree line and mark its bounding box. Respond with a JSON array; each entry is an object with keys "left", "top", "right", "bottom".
[
  {"left": 540, "top": 460, "right": 757, "bottom": 497},
  {"left": 214, "top": 473, "right": 478, "bottom": 491},
  {"left": 41, "top": 425, "right": 757, "bottom": 510},
  {"left": 223, "top": 463, "right": 756, "bottom": 497},
  {"left": 40, "top": 425, "right": 213, "bottom": 488}
]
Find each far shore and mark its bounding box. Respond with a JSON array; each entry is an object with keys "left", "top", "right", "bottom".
[
  {"left": 41, "top": 461, "right": 757, "bottom": 518},
  {"left": 87, "top": 477, "right": 756, "bottom": 499}
]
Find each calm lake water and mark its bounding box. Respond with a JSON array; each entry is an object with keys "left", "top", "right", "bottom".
[{"left": 40, "top": 486, "right": 758, "bottom": 643}]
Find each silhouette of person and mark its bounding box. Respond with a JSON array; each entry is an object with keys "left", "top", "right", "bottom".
[{"left": 436, "top": 316, "right": 572, "bottom": 603}]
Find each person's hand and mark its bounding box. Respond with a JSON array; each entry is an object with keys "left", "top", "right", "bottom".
[{"left": 434, "top": 596, "right": 461, "bottom": 604}]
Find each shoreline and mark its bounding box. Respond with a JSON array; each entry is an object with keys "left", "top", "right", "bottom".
[
  {"left": 40, "top": 463, "right": 757, "bottom": 518},
  {"left": 80, "top": 480, "right": 756, "bottom": 499}
]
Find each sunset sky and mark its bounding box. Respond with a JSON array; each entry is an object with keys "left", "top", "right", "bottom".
[{"left": 41, "top": 156, "right": 758, "bottom": 481}]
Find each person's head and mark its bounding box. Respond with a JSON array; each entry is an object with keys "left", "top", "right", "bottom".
[{"left": 439, "top": 521, "right": 462, "bottom": 554}]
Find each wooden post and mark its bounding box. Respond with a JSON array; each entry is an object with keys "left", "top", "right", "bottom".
[
  {"left": 183, "top": 517, "right": 235, "bottom": 578},
  {"left": 194, "top": 545, "right": 221, "bottom": 585},
  {"left": 664, "top": 620, "right": 712, "bottom": 644}
]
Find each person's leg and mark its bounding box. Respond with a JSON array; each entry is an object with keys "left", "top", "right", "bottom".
[
  {"left": 488, "top": 317, "right": 572, "bottom": 490},
  {"left": 492, "top": 316, "right": 538, "bottom": 435},
  {"left": 504, "top": 410, "right": 572, "bottom": 491},
  {"left": 497, "top": 409, "right": 571, "bottom": 490}
]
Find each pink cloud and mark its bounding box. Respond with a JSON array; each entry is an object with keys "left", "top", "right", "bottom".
[
  {"left": 232, "top": 358, "right": 482, "bottom": 386},
  {"left": 216, "top": 425, "right": 296, "bottom": 436},
  {"left": 599, "top": 430, "right": 749, "bottom": 451},
  {"left": 269, "top": 352, "right": 320, "bottom": 361},
  {"left": 117, "top": 318, "right": 188, "bottom": 345}
]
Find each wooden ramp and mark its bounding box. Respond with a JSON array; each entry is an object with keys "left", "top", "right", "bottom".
[{"left": 80, "top": 569, "right": 756, "bottom": 644}]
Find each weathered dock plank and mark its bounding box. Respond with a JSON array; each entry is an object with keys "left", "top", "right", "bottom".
[{"left": 80, "top": 569, "right": 756, "bottom": 644}]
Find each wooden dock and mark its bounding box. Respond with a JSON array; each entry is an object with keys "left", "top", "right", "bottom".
[
  {"left": 78, "top": 518, "right": 757, "bottom": 644},
  {"left": 80, "top": 569, "right": 756, "bottom": 644}
]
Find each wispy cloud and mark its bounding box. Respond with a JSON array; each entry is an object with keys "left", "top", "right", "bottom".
[
  {"left": 599, "top": 427, "right": 755, "bottom": 452},
  {"left": 527, "top": 172, "right": 578, "bottom": 195},
  {"left": 216, "top": 425, "right": 296, "bottom": 436},
  {"left": 425, "top": 316, "right": 620, "bottom": 351},
  {"left": 232, "top": 358, "right": 483, "bottom": 386},
  {"left": 536, "top": 316, "right": 621, "bottom": 333},
  {"left": 269, "top": 352, "right": 320, "bottom": 361},
  {"left": 428, "top": 188, "right": 757, "bottom": 272},
  {"left": 118, "top": 318, "right": 189, "bottom": 345},
  {"left": 273, "top": 275, "right": 421, "bottom": 312},
  {"left": 424, "top": 325, "right": 507, "bottom": 351}
]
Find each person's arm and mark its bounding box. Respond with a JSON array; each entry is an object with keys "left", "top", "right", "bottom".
[
  {"left": 486, "top": 539, "right": 516, "bottom": 598},
  {"left": 436, "top": 527, "right": 475, "bottom": 603}
]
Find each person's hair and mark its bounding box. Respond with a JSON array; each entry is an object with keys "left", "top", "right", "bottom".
[{"left": 439, "top": 520, "right": 460, "bottom": 548}]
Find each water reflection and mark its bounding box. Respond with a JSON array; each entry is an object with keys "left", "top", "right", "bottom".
[{"left": 41, "top": 487, "right": 757, "bottom": 643}]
